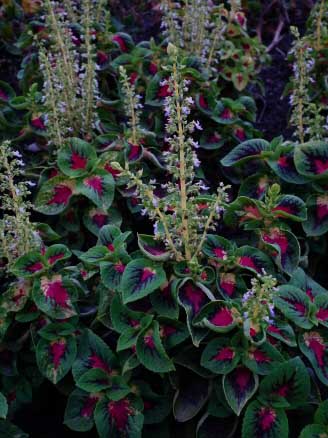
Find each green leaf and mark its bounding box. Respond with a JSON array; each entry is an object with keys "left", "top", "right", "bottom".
[
  {"left": 177, "top": 279, "right": 214, "bottom": 347},
  {"left": 303, "top": 194, "right": 328, "bottom": 236},
  {"left": 32, "top": 275, "right": 77, "bottom": 319},
  {"left": 193, "top": 301, "right": 239, "bottom": 333},
  {"left": 107, "top": 376, "right": 131, "bottom": 401},
  {"left": 149, "top": 281, "right": 179, "bottom": 319},
  {"left": 272, "top": 195, "right": 307, "bottom": 222},
  {"left": 173, "top": 377, "right": 210, "bottom": 422},
  {"left": 274, "top": 285, "right": 314, "bottom": 329},
  {"left": 314, "top": 294, "right": 328, "bottom": 327},
  {"left": 242, "top": 400, "right": 288, "bottom": 438},
  {"left": 243, "top": 342, "right": 284, "bottom": 375},
  {"left": 267, "top": 146, "right": 309, "bottom": 184},
  {"left": 314, "top": 399, "right": 328, "bottom": 425},
  {"left": 202, "top": 235, "right": 232, "bottom": 261},
  {"left": 158, "top": 317, "right": 189, "bottom": 349},
  {"left": 36, "top": 336, "right": 77, "bottom": 384},
  {"left": 266, "top": 321, "right": 297, "bottom": 347},
  {"left": 0, "top": 279, "right": 30, "bottom": 312},
  {"left": 217, "top": 272, "right": 246, "bottom": 300},
  {"left": 76, "top": 170, "right": 115, "bottom": 209},
  {"left": 196, "top": 414, "right": 238, "bottom": 438},
  {"left": 289, "top": 268, "right": 327, "bottom": 302},
  {"left": 261, "top": 228, "right": 300, "bottom": 275},
  {"left": 223, "top": 366, "right": 258, "bottom": 416},
  {"left": 0, "top": 81, "right": 15, "bottom": 102},
  {"left": 221, "top": 139, "right": 270, "bottom": 167},
  {"left": 236, "top": 245, "right": 275, "bottom": 275},
  {"left": 201, "top": 338, "right": 240, "bottom": 374},
  {"left": 72, "top": 329, "right": 118, "bottom": 382},
  {"left": 136, "top": 321, "right": 175, "bottom": 373},
  {"left": 83, "top": 207, "right": 122, "bottom": 236},
  {"left": 136, "top": 381, "right": 171, "bottom": 425},
  {"left": 34, "top": 176, "right": 75, "bottom": 215},
  {"left": 38, "top": 322, "right": 76, "bottom": 341},
  {"left": 57, "top": 138, "right": 97, "bottom": 178},
  {"left": 299, "top": 424, "right": 328, "bottom": 438},
  {"left": 76, "top": 368, "right": 112, "bottom": 392},
  {"left": 299, "top": 330, "right": 328, "bottom": 386},
  {"left": 258, "top": 357, "right": 310, "bottom": 408},
  {"left": 64, "top": 389, "right": 100, "bottom": 432},
  {"left": 11, "top": 251, "right": 46, "bottom": 278},
  {"left": 121, "top": 258, "right": 167, "bottom": 304},
  {"left": 45, "top": 244, "right": 71, "bottom": 267},
  {"left": 94, "top": 395, "right": 144, "bottom": 438},
  {"left": 79, "top": 246, "right": 110, "bottom": 264},
  {"left": 0, "top": 393, "right": 8, "bottom": 419},
  {"left": 110, "top": 295, "right": 145, "bottom": 333},
  {"left": 294, "top": 141, "right": 328, "bottom": 179},
  {"left": 138, "top": 234, "right": 171, "bottom": 261},
  {"left": 0, "top": 420, "right": 29, "bottom": 438}
]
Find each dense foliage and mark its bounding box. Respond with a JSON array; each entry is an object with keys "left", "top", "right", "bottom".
[{"left": 0, "top": 1, "right": 328, "bottom": 437}]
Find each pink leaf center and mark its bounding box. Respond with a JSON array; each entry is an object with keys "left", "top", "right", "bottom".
[
  {"left": 144, "top": 335, "right": 155, "bottom": 349},
  {"left": 50, "top": 339, "right": 66, "bottom": 370},
  {"left": 44, "top": 280, "right": 70, "bottom": 309},
  {"left": 306, "top": 288, "right": 314, "bottom": 301},
  {"left": 252, "top": 349, "right": 271, "bottom": 363},
  {"left": 47, "top": 184, "right": 72, "bottom": 205},
  {"left": 48, "top": 253, "right": 64, "bottom": 265},
  {"left": 235, "top": 367, "right": 251, "bottom": 390},
  {"left": 210, "top": 308, "right": 233, "bottom": 326},
  {"left": 275, "top": 384, "right": 289, "bottom": 397},
  {"left": 93, "top": 213, "right": 107, "bottom": 228},
  {"left": 157, "top": 84, "right": 172, "bottom": 98},
  {"left": 221, "top": 108, "right": 233, "bottom": 119},
  {"left": 128, "top": 144, "right": 141, "bottom": 161},
  {"left": 214, "top": 346, "right": 235, "bottom": 361},
  {"left": 277, "top": 156, "right": 289, "bottom": 167},
  {"left": 108, "top": 399, "right": 133, "bottom": 431},
  {"left": 112, "top": 35, "right": 127, "bottom": 52},
  {"left": 140, "top": 267, "right": 155, "bottom": 283},
  {"left": 85, "top": 176, "right": 103, "bottom": 195},
  {"left": 31, "top": 117, "right": 46, "bottom": 130},
  {"left": 183, "top": 283, "right": 205, "bottom": 314},
  {"left": 0, "top": 89, "right": 8, "bottom": 101},
  {"left": 71, "top": 151, "right": 87, "bottom": 170},
  {"left": 89, "top": 352, "right": 111, "bottom": 373},
  {"left": 27, "top": 261, "right": 44, "bottom": 273},
  {"left": 259, "top": 407, "right": 276, "bottom": 431},
  {"left": 199, "top": 95, "right": 208, "bottom": 109},
  {"left": 314, "top": 158, "right": 328, "bottom": 175},
  {"left": 162, "top": 325, "right": 177, "bottom": 338},
  {"left": 81, "top": 395, "right": 99, "bottom": 418},
  {"left": 104, "top": 164, "right": 121, "bottom": 177},
  {"left": 114, "top": 262, "right": 126, "bottom": 274},
  {"left": 263, "top": 229, "right": 288, "bottom": 255},
  {"left": 213, "top": 247, "right": 227, "bottom": 259},
  {"left": 317, "top": 308, "right": 328, "bottom": 321},
  {"left": 239, "top": 256, "right": 259, "bottom": 272}
]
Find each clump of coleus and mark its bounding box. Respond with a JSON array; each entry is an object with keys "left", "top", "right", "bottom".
[{"left": 1, "top": 2, "right": 328, "bottom": 438}]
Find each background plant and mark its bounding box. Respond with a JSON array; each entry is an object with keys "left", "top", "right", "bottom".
[{"left": 1, "top": 1, "right": 328, "bottom": 438}]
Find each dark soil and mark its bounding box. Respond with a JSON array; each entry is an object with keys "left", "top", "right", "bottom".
[{"left": 253, "top": 0, "right": 314, "bottom": 140}]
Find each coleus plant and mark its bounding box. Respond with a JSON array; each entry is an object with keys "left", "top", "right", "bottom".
[{"left": 1, "top": 3, "right": 328, "bottom": 438}]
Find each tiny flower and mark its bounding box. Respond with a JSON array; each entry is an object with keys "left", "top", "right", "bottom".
[
  {"left": 194, "top": 120, "right": 203, "bottom": 130},
  {"left": 193, "top": 155, "right": 201, "bottom": 167}
]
